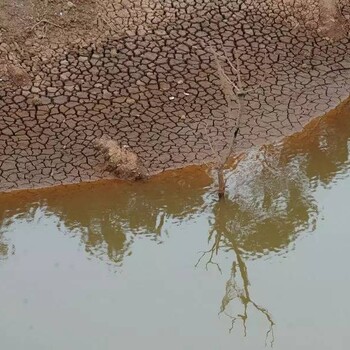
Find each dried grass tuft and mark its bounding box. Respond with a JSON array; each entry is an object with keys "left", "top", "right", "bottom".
[{"left": 95, "top": 137, "right": 146, "bottom": 180}]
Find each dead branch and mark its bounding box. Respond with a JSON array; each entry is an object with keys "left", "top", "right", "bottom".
[{"left": 206, "top": 47, "right": 247, "bottom": 199}]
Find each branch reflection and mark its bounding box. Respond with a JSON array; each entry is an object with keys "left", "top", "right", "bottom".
[{"left": 196, "top": 141, "right": 318, "bottom": 344}]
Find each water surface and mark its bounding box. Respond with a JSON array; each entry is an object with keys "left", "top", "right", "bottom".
[{"left": 1, "top": 103, "right": 350, "bottom": 349}]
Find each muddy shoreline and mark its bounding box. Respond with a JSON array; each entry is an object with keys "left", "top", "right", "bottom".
[{"left": 1, "top": 96, "right": 349, "bottom": 197}]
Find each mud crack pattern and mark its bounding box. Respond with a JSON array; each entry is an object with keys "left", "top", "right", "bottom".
[{"left": 1, "top": 0, "right": 350, "bottom": 191}]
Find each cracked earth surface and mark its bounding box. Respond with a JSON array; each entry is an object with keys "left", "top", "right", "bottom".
[{"left": 1, "top": 0, "right": 350, "bottom": 192}]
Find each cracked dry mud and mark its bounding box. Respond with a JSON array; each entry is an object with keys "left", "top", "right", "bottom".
[{"left": 1, "top": 0, "right": 350, "bottom": 192}]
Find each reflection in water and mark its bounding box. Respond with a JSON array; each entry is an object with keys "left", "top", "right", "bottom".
[
  {"left": 221, "top": 257, "right": 275, "bottom": 345},
  {"left": 0, "top": 100, "right": 350, "bottom": 342},
  {"left": 0, "top": 168, "right": 212, "bottom": 265},
  {"left": 0, "top": 235, "right": 10, "bottom": 261},
  {"left": 196, "top": 148, "right": 317, "bottom": 344},
  {"left": 194, "top": 102, "right": 350, "bottom": 339},
  {"left": 0, "top": 212, "right": 17, "bottom": 261},
  {"left": 196, "top": 199, "right": 275, "bottom": 345},
  {"left": 52, "top": 170, "right": 211, "bottom": 265}
]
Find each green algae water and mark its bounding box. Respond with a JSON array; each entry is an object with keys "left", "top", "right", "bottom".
[{"left": 1, "top": 104, "right": 350, "bottom": 349}]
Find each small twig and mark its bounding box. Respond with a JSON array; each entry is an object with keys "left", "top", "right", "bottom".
[
  {"left": 31, "top": 19, "right": 62, "bottom": 31},
  {"left": 203, "top": 122, "right": 222, "bottom": 165}
]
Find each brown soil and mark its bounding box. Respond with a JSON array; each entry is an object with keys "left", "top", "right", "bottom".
[
  {"left": 0, "top": 0, "right": 164, "bottom": 64},
  {"left": 1, "top": 0, "right": 98, "bottom": 80},
  {"left": 0, "top": 0, "right": 97, "bottom": 42},
  {"left": 1, "top": 0, "right": 349, "bottom": 75},
  {"left": 1, "top": 0, "right": 350, "bottom": 192}
]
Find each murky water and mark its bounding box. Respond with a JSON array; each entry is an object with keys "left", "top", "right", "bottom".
[{"left": 1, "top": 103, "right": 350, "bottom": 349}]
